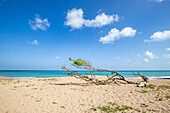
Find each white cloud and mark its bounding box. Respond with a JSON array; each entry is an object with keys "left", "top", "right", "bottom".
[
  {"left": 166, "top": 48, "right": 170, "bottom": 51},
  {"left": 64, "top": 8, "right": 119, "bottom": 30},
  {"left": 29, "top": 14, "right": 50, "bottom": 31},
  {"left": 163, "top": 54, "right": 170, "bottom": 58},
  {"left": 64, "top": 8, "right": 84, "bottom": 29},
  {"left": 137, "top": 54, "right": 141, "bottom": 57},
  {"left": 99, "top": 27, "right": 136, "bottom": 44},
  {"left": 144, "top": 30, "right": 170, "bottom": 42},
  {"left": 145, "top": 51, "right": 158, "bottom": 59},
  {"left": 149, "top": 0, "right": 164, "bottom": 3},
  {"left": 144, "top": 58, "right": 149, "bottom": 62},
  {"left": 168, "top": 62, "right": 170, "bottom": 64},
  {"left": 28, "top": 40, "right": 38, "bottom": 45},
  {"left": 84, "top": 13, "right": 119, "bottom": 27},
  {"left": 55, "top": 57, "right": 60, "bottom": 59},
  {"left": 115, "top": 56, "right": 120, "bottom": 59}
]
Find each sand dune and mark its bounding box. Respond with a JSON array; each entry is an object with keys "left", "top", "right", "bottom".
[{"left": 0, "top": 76, "right": 169, "bottom": 113}]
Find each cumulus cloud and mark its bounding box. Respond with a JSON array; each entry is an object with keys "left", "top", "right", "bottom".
[
  {"left": 55, "top": 57, "right": 60, "bottom": 59},
  {"left": 163, "top": 54, "right": 170, "bottom": 58},
  {"left": 144, "top": 58, "right": 149, "bottom": 62},
  {"left": 84, "top": 13, "right": 119, "bottom": 27},
  {"left": 29, "top": 14, "right": 50, "bottom": 31},
  {"left": 99, "top": 27, "right": 136, "bottom": 44},
  {"left": 64, "top": 8, "right": 84, "bottom": 29},
  {"left": 145, "top": 51, "right": 158, "bottom": 59},
  {"left": 64, "top": 8, "right": 119, "bottom": 30},
  {"left": 166, "top": 48, "right": 170, "bottom": 51},
  {"left": 144, "top": 30, "right": 170, "bottom": 42},
  {"left": 28, "top": 40, "right": 38, "bottom": 45}
]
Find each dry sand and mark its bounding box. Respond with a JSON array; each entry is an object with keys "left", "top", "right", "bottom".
[{"left": 0, "top": 76, "right": 170, "bottom": 113}]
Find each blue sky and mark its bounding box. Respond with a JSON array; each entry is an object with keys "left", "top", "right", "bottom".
[{"left": 0, "top": 0, "right": 170, "bottom": 70}]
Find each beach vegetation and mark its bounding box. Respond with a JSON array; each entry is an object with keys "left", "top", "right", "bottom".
[
  {"left": 155, "top": 92, "right": 160, "bottom": 99},
  {"left": 62, "top": 58, "right": 148, "bottom": 86},
  {"left": 146, "top": 84, "right": 156, "bottom": 89},
  {"left": 135, "top": 89, "right": 148, "bottom": 93},
  {"left": 17, "top": 80, "right": 20, "bottom": 83},
  {"left": 98, "top": 102, "right": 142, "bottom": 112},
  {"left": 158, "top": 85, "right": 170, "bottom": 89},
  {"left": 165, "top": 96, "right": 170, "bottom": 99},
  {"left": 2, "top": 82, "right": 6, "bottom": 85},
  {"left": 38, "top": 78, "right": 58, "bottom": 81}
]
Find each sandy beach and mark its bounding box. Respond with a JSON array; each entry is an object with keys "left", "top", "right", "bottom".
[{"left": 0, "top": 76, "right": 169, "bottom": 113}]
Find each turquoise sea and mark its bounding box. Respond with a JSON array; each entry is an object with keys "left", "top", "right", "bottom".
[{"left": 0, "top": 70, "right": 170, "bottom": 79}]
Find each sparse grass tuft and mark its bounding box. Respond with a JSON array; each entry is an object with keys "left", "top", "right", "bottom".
[
  {"left": 17, "top": 80, "right": 20, "bottom": 83},
  {"left": 158, "top": 85, "right": 170, "bottom": 89},
  {"left": 38, "top": 78, "right": 58, "bottom": 82},
  {"left": 165, "top": 96, "right": 170, "bottom": 99},
  {"left": 2, "top": 82, "right": 6, "bottom": 85},
  {"left": 135, "top": 90, "right": 148, "bottom": 93},
  {"left": 98, "top": 102, "right": 142, "bottom": 112},
  {"left": 146, "top": 84, "right": 156, "bottom": 89},
  {"left": 155, "top": 92, "right": 160, "bottom": 99}
]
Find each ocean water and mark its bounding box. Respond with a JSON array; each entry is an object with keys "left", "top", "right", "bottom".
[{"left": 0, "top": 70, "right": 170, "bottom": 79}]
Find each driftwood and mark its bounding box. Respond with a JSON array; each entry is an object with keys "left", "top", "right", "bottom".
[{"left": 62, "top": 58, "right": 148, "bottom": 85}]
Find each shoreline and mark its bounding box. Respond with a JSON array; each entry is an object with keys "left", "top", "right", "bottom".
[{"left": 1, "top": 75, "right": 170, "bottom": 80}]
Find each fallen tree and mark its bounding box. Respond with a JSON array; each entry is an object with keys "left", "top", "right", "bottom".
[{"left": 62, "top": 58, "right": 148, "bottom": 86}]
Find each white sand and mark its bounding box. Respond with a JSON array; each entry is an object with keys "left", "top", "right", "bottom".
[{"left": 0, "top": 76, "right": 169, "bottom": 113}]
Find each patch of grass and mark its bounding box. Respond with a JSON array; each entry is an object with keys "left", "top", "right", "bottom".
[
  {"left": 165, "top": 96, "right": 170, "bottom": 99},
  {"left": 98, "top": 102, "right": 142, "bottom": 112},
  {"left": 135, "top": 90, "right": 148, "bottom": 93},
  {"left": 155, "top": 92, "right": 160, "bottom": 99},
  {"left": 146, "top": 84, "right": 156, "bottom": 89},
  {"left": 2, "top": 82, "right": 6, "bottom": 85},
  {"left": 158, "top": 85, "right": 170, "bottom": 89},
  {"left": 134, "top": 108, "right": 141, "bottom": 112},
  {"left": 16, "top": 80, "right": 20, "bottom": 83},
  {"left": 108, "top": 102, "right": 117, "bottom": 106}
]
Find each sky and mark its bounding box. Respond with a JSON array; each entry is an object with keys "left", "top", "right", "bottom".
[{"left": 0, "top": 0, "right": 170, "bottom": 70}]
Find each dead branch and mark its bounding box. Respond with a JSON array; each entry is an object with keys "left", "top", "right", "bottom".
[
  {"left": 131, "top": 70, "right": 148, "bottom": 82},
  {"left": 62, "top": 58, "right": 148, "bottom": 85}
]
